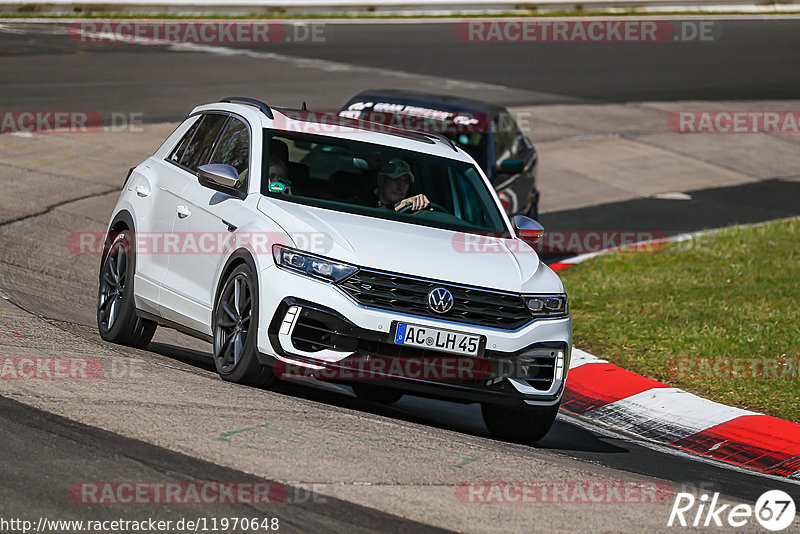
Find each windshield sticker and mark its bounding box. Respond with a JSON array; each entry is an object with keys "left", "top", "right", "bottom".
[{"left": 343, "top": 101, "right": 488, "bottom": 134}]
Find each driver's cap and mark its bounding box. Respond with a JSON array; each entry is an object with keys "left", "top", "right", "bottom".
[{"left": 378, "top": 158, "right": 414, "bottom": 182}]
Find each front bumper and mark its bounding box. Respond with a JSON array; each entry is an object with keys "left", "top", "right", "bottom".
[{"left": 256, "top": 265, "right": 571, "bottom": 408}]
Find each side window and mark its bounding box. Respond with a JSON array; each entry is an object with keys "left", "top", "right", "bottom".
[
  {"left": 509, "top": 123, "right": 528, "bottom": 160},
  {"left": 492, "top": 112, "right": 528, "bottom": 163},
  {"left": 168, "top": 117, "right": 202, "bottom": 164},
  {"left": 209, "top": 118, "right": 249, "bottom": 188},
  {"left": 180, "top": 114, "right": 227, "bottom": 171},
  {"left": 492, "top": 114, "right": 514, "bottom": 163}
]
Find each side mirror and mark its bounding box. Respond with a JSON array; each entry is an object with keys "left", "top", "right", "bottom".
[
  {"left": 197, "top": 164, "right": 245, "bottom": 200},
  {"left": 513, "top": 215, "right": 543, "bottom": 247},
  {"left": 497, "top": 158, "right": 524, "bottom": 174}
]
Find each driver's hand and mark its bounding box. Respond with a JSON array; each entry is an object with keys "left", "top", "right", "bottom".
[{"left": 395, "top": 194, "right": 430, "bottom": 212}]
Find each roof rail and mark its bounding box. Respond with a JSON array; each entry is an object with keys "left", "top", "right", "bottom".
[{"left": 220, "top": 97, "right": 274, "bottom": 120}]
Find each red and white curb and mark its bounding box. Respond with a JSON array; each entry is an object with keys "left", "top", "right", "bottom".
[{"left": 553, "top": 218, "right": 800, "bottom": 479}]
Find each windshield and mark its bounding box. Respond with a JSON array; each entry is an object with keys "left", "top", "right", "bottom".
[{"left": 261, "top": 131, "right": 508, "bottom": 236}]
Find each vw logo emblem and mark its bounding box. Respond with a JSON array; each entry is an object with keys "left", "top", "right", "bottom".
[{"left": 427, "top": 287, "right": 454, "bottom": 314}]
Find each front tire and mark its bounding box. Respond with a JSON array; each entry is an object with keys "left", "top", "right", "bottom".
[
  {"left": 481, "top": 402, "right": 559, "bottom": 443},
  {"left": 212, "top": 263, "right": 274, "bottom": 387},
  {"left": 97, "top": 231, "right": 156, "bottom": 348}
]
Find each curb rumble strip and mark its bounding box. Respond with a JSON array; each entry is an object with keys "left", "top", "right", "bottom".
[{"left": 552, "top": 217, "right": 800, "bottom": 479}]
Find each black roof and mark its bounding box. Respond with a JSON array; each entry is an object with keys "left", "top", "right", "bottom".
[{"left": 343, "top": 89, "right": 506, "bottom": 115}]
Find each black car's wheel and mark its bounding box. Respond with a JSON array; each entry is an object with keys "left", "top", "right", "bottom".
[
  {"left": 352, "top": 383, "right": 404, "bottom": 404},
  {"left": 212, "top": 263, "right": 274, "bottom": 386},
  {"left": 481, "top": 402, "right": 559, "bottom": 443},
  {"left": 97, "top": 231, "right": 156, "bottom": 348}
]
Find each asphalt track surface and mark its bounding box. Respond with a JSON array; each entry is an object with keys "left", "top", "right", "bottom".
[
  {"left": 2, "top": 19, "right": 800, "bottom": 117},
  {"left": 0, "top": 395, "right": 448, "bottom": 533},
  {"left": 1, "top": 18, "right": 800, "bottom": 533}
]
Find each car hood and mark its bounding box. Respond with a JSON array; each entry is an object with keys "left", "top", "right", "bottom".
[{"left": 258, "top": 198, "right": 561, "bottom": 293}]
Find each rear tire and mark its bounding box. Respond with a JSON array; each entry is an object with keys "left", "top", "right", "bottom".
[
  {"left": 212, "top": 263, "right": 274, "bottom": 387},
  {"left": 481, "top": 402, "right": 559, "bottom": 443},
  {"left": 352, "top": 383, "right": 403, "bottom": 404},
  {"left": 97, "top": 231, "right": 156, "bottom": 348}
]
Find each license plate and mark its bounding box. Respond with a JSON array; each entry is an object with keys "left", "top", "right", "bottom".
[{"left": 393, "top": 322, "right": 482, "bottom": 356}]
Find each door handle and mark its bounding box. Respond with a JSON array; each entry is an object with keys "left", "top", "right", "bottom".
[
  {"left": 176, "top": 205, "right": 191, "bottom": 218},
  {"left": 135, "top": 185, "right": 150, "bottom": 197}
]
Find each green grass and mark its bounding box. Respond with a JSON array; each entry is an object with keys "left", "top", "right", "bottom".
[{"left": 560, "top": 219, "right": 800, "bottom": 422}]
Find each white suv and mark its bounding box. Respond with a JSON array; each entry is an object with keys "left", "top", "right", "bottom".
[{"left": 97, "top": 97, "right": 571, "bottom": 442}]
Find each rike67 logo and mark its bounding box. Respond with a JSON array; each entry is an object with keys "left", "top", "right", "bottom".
[{"left": 669, "top": 489, "right": 796, "bottom": 531}]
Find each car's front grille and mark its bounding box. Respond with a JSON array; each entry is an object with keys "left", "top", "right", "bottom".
[
  {"left": 289, "top": 310, "right": 558, "bottom": 390},
  {"left": 338, "top": 269, "right": 533, "bottom": 330}
]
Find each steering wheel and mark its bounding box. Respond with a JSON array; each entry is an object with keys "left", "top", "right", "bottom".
[{"left": 397, "top": 201, "right": 448, "bottom": 215}]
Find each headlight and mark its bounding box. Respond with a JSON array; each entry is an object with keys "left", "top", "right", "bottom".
[
  {"left": 524, "top": 295, "right": 568, "bottom": 317},
  {"left": 272, "top": 245, "right": 358, "bottom": 283}
]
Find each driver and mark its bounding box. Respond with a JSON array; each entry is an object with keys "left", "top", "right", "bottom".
[{"left": 374, "top": 158, "right": 430, "bottom": 212}]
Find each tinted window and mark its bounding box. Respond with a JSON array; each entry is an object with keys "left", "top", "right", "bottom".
[
  {"left": 492, "top": 113, "right": 514, "bottom": 163},
  {"left": 209, "top": 118, "right": 249, "bottom": 188},
  {"left": 492, "top": 112, "right": 528, "bottom": 164},
  {"left": 180, "top": 114, "right": 227, "bottom": 171},
  {"left": 168, "top": 117, "right": 202, "bottom": 164}
]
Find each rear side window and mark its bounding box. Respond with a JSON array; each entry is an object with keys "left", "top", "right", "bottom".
[
  {"left": 172, "top": 114, "right": 227, "bottom": 171},
  {"left": 168, "top": 117, "right": 202, "bottom": 165}
]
